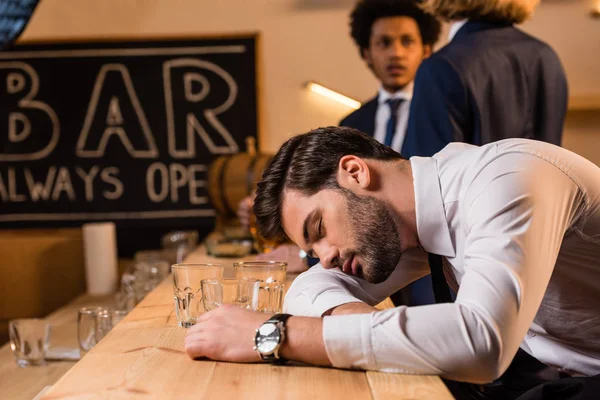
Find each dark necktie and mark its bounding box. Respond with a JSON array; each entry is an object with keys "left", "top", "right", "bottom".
[
  {"left": 384, "top": 98, "right": 403, "bottom": 147},
  {"left": 428, "top": 253, "right": 453, "bottom": 303}
]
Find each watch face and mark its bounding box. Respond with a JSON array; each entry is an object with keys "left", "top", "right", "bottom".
[
  {"left": 257, "top": 339, "right": 278, "bottom": 354},
  {"left": 255, "top": 322, "right": 281, "bottom": 355}
]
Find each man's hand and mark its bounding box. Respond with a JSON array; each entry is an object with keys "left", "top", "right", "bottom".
[
  {"left": 237, "top": 195, "right": 254, "bottom": 230},
  {"left": 185, "top": 305, "right": 332, "bottom": 367},
  {"left": 184, "top": 305, "right": 266, "bottom": 362},
  {"left": 257, "top": 244, "right": 307, "bottom": 273}
]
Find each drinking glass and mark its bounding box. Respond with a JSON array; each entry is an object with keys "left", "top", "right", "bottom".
[
  {"left": 9, "top": 319, "right": 51, "bottom": 367},
  {"left": 201, "top": 278, "right": 260, "bottom": 311},
  {"left": 77, "top": 307, "right": 112, "bottom": 357},
  {"left": 115, "top": 273, "right": 138, "bottom": 312},
  {"left": 161, "top": 231, "right": 199, "bottom": 264},
  {"left": 98, "top": 309, "right": 128, "bottom": 331},
  {"left": 233, "top": 261, "right": 287, "bottom": 313},
  {"left": 133, "top": 258, "right": 170, "bottom": 296},
  {"left": 172, "top": 263, "right": 224, "bottom": 328},
  {"left": 249, "top": 213, "right": 280, "bottom": 253}
]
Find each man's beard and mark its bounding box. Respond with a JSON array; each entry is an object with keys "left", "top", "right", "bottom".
[{"left": 341, "top": 189, "right": 403, "bottom": 284}]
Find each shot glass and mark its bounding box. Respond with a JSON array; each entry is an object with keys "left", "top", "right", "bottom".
[
  {"left": 172, "top": 263, "right": 224, "bottom": 328},
  {"left": 77, "top": 307, "right": 112, "bottom": 357},
  {"left": 233, "top": 261, "right": 287, "bottom": 313},
  {"left": 9, "top": 318, "right": 51, "bottom": 367},
  {"left": 201, "top": 278, "right": 260, "bottom": 312}
]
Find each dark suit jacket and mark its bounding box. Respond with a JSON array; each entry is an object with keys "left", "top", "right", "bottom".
[
  {"left": 340, "top": 96, "right": 418, "bottom": 156},
  {"left": 340, "top": 96, "right": 378, "bottom": 137},
  {"left": 404, "top": 21, "right": 568, "bottom": 158}
]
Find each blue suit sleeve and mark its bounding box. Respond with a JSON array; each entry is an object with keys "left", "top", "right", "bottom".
[
  {"left": 533, "top": 47, "right": 568, "bottom": 146},
  {"left": 405, "top": 56, "right": 471, "bottom": 157}
]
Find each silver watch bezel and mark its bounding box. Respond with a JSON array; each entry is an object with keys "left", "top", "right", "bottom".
[{"left": 253, "top": 320, "right": 286, "bottom": 360}]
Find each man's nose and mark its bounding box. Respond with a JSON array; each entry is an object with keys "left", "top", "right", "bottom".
[
  {"left": 314, "top": 241, "right": 339, "bottom": 270},
  {"left": 389, "top": 39, "right": 405, "bottom": 58}
]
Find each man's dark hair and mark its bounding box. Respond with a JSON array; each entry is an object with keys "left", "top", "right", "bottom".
[
  {"left": 253, "top": 126, "right": 403, "bottom": 242},
  {"left": 350, "top": 0, "right": 441, "bottom": 54}
]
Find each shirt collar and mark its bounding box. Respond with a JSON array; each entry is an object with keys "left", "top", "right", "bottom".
[
  {"left": 377, "top": 81, "right": 413, "bottom": 105},
  {"left": 448, "top": 19, "right": 468, "bottom": 42},
  {"left": 410, "top": 155, "right": 456, "bottom": 257}
]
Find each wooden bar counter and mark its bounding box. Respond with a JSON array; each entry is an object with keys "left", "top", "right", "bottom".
[{"left": 12, "top": 248, "right": 453, "bottom": 399}]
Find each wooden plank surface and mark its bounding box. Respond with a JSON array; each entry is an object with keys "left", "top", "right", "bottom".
[
  {"left": 366, "top": 372, "right": 454, "bottom": 400},
  {"left": 0, "top": 294, "right": 114, "bottom": 400},
  {"left": 42, "top": 277, "right": 377, "bottom": 400},
  {"left": 12, "top": 247, "right": 453, "bottom": 400}
]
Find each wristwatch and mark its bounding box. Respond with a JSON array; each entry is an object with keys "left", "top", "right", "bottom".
[{"left": 254, "top": 313, "right": 292, "bottom": 363}]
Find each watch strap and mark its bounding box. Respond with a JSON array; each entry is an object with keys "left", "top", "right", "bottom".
[{"left": 266, "top": 313, "right": 292, "bottom": 325}]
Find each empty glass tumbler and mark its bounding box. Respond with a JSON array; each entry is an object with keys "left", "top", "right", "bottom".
[
  {"left": 172, "top": 263, "right": 224, "bottom": 327},
  {"left": 77, "top": 307, "right": 121, "bottom": 357},
  {"left": 233, "top": 261, "right": 287, "bottom": 313},
  {"left": 201, "top": 278, "right": 260, "bottom": 311},
  {"left": 9, "top": 318, "right": 51, "bottom": 367}
]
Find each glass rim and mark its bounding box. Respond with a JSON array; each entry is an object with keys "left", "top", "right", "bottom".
[
  {"left": 78, "top": 306, "right": 111, "bottom": 315},
  {"left": 201, "top": 277, "right": 260, "bottom": 285},
  {"left": 232, "top": 261, "right": 287, "bottom": 268},
  {"left": 98, "top": 309, "right": 128, "bottom": 319},
  {"left": 171, "top": 263, "right": 223, "bottom": 270}
]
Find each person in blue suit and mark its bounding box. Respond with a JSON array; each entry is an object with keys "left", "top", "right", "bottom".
[
  {"left": 405, "top": 0, "right": 568, "bottom": 157},
  {"left": 340, "top": 0, "right": 441, "bottom": 155}
]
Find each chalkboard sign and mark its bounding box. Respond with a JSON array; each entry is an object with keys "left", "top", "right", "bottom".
[{"left": 0, "top": 36, "right": 258, "bottom": 253}]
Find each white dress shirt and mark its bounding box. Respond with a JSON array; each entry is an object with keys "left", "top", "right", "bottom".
[
  {"left": 284, "top": 139, "right": 600, "bottom": 382},
  {"left": 373, "top": 83, "right": 413, "bottom": 153},
  {"left": 448, "top": 19, "right": 468, "bottom": 42}
]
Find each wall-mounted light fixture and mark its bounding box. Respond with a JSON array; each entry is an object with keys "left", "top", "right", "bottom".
[
  {"left": 592, "top": 1, "right": 600, "bottom": 18},
  {"left": 305, "top": 81, "right": 361, "bottom": 110}
]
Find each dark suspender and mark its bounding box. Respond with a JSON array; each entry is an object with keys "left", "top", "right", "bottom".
[{"left": 428, "top": 253, "right": 453, "bottom": 304}]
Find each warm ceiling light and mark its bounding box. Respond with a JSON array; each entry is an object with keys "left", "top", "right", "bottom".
[
  {"left": 593, "top": 1, "right": 600, "bottom": 18},
  {"left": 305, "top": 81, "right": 361, "bottom": 110}
]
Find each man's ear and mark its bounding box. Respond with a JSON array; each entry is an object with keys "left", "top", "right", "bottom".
[
  {"left": 362, "top": 47, "right": 373, "bottom": 67},
  {"left": 422, "top": 44, "right": 433, "bottom": 59},
  {"left": 338, "top": 155, "right": 371, "bottom": 190}
]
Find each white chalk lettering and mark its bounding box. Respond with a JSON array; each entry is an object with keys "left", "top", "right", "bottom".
[
  {"left": 24, "top": 166, "right": 56, "bottom": 202},
  {"left": 146, "top": 162, "right": 169, "bottom": 203},
  {"left": 9, "top": 112, "right": 31, "bottom": 143},
  {"left": 77, "top": 64, "right": 158, "bottom": 159},
  {"left": 101, "top": 167, "right": 124, "bottom": 200},
  {"left": 8, "top": 168, "right": 26, "bottom": 202},
  {"left": 7, "top": 72, "right": 26, "bottom": 94},
  {"left": 163, "top": 58, "right": 239, "bottom": 158},
  {"left": 0, "top": 62, "right": 60, "bottom": 161},
  {"left": 188, "top": 164, "right": 207, "bottom": 205},
  {"left": 0, "top": 173, "right": 8, "bottom": 202},
  {"left": 51, "top": 167, "right": 76, "bottom": 201},
  {"left": 106, "top": 96, "right": 124, "bottom": 125},
  {"left": 75, "top": 166, "right": 101, "bottom": 202},
  {"left": 169, "top": 163, "right": 188, "bottom": 203},
  {"left": 184, "top": 72, "right": 210, "bottom": 102}
]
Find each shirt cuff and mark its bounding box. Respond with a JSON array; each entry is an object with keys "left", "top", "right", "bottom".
[{"left": 322, "top": 313, "right": 376, "bottom": 370}]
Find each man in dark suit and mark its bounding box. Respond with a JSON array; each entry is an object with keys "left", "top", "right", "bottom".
[
  {"left": 405, "top": 0, "right": 568, "bottom": 157},
  {"left": 340, "top": 0, "right": 441, "bottom": 155}
]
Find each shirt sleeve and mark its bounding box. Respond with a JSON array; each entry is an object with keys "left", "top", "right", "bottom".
[
  {"left": 321, "top": 153, "right": 582, "bottom": 383},
  {"left": 284, "top": 249, "right": 429, "bottom": 317}
]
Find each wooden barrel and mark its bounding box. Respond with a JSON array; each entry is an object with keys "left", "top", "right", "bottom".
[{"left": 207, "top": 152, "right": 273, "bottom": 219}]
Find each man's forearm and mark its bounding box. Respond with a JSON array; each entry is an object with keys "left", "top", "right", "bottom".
[
  {"left": 280, "top": 316, "right": 331, "bottom": 366},
  {"left": 279, "top": 302, "right": 378, "bottom": 366},
  {"left": 327, "top": 301, "right": 378, "bottom": 316}
]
